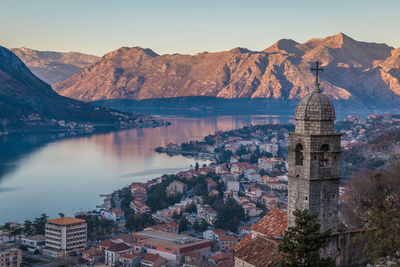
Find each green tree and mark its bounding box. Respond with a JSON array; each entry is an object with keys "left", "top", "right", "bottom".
[
  {"left": 33, "top": 213, "right": 48, "bottom": 235},
  {"left": 58, "top": 213, "right": 65, "bottom": 218},
  {"left": 215, "top": 198, "right": 245, "bottom": 232},
  {"left": 342, "top": 166, "right": 400, "bottom": 262},
  {"left": 274, "top": 209, "right": 334, "bottom": 267},
  {"left": 23, "top": 220, "right": 33, "bottom": 236},
  {"left": 179, "top": 217, "right": 189, "bottom": 233}
]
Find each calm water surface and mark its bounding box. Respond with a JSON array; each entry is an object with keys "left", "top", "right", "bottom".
[{"left": 0, "top": 115, "right": 291, "bottom": 224}]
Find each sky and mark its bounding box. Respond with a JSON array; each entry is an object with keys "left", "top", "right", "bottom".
[{"left": 1, "top": 0, "right": 399, "bottom": 56}]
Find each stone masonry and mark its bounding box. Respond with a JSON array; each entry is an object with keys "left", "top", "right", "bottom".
[{"left": 287, "top": 82, "right": 341, "bottom": 232}]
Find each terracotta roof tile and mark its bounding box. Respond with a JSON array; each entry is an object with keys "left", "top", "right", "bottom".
[
  {"left": 47, "top": 217, "right": 85, "bottom": 226},
  {"left": 234, "top": 236, "right": 281, "bottom": 267},
  {"left": 234, "top": 233, "right": 252, "bottom": 251},
  {"left": 106, "top": 242, "right": 131, "bottom": 252},
  {"left": 143, "top": 253, "right": 162, "bottom": 262},
  {"left": 251, "top": 209, "right": 287, "bottom": 238},
  {"left": 98, "top": 240, "right": 118, "bottom": 248},
  {"left": 219, "top": 236, "right": 238, "bottom": 242}
]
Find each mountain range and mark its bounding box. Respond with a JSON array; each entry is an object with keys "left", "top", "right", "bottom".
[
  {"left": 11, "top": 47, "right": 99, "bottom": 85},
  {"left": 0, "top": 46, "right": 163, "bottom": 131},
  {"left": 45, "top": 33, "right": 400, "bottom": 109}
]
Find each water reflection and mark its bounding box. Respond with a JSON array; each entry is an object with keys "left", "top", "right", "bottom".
[{"left": 0, "top": 115, "right": 290, "bottom": 223}]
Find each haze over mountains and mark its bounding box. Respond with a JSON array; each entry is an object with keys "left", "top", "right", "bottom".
[
  {"left": 46, "top": 33, "right": 400, "bottom": 109},
  {"left": 11, "top": 47, "right": 99, "bottom": 85},
  {"left": 0, "top": 46, "right": 159, "bottom": 130}
]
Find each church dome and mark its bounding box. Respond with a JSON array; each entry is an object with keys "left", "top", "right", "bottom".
[{"left": 295, "top": 89, "right": 335, "bottom": 121}]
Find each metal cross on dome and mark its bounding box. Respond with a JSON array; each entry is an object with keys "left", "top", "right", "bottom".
[{"left": 311, "top": 60, "right": 324, "bottom": 84}]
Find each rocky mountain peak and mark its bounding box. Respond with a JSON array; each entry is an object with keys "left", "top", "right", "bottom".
[{"left": 44, "top": 34, "right": 400, "bottom": 108}]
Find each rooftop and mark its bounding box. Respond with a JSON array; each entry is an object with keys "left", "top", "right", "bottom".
[
  {"left": 47, "top": 217, "right": 85, "bottom": 226},
  {"left": 234, "top": 236, "right": 281, "bottom": 267},
  {"left": 134, "top": 230, "right": 211, "bottom": 250},
  {"left": 251, "top": 209, "right": 287, "bottom": 238},
  {"left": 106, "top": 242, "right": 131, "bottom": 253}
]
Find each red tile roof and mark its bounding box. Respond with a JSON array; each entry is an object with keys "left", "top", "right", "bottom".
[
  {"left": 83, "top": 248, "right": 102, "bottom": 257},
  {"left": 120, "top": 253, "right": 141, "bottom": 260},
  {"left": 251, "top": 209, "right": 287, "bottom": 238},
  {"left": 47, "top": 217, "right": 85, "bottom": 226},
  {"left": 213, "top": 228, "right": 226, "bottom": 237},
  {"left": 234, "top": 236, "right": 281, "bottom": 267},
  {"left": 98, "top": 240, "right": 118, "bottom": 249},
  {"left": 143, "top": 253, "right": 162, "bottom": 262},
  {"left": 234, "top": 233, "right": 252, "bottom": 251},
  {"left": 210, "top": 252, "right": 233, "bottom": 262},
  {"left": 106, "top": 242, "right": 131, "bottom": 253},
  {"left": 219, "top": 236, "right": 238, "bottom": 242}
]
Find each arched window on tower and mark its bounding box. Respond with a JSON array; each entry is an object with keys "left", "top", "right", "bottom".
[
  {"left": 320, "top": 144, "right": 330, "bottom": 167},
  {"left": 295, "top": 143, "right": 303, "bottom": 166}
]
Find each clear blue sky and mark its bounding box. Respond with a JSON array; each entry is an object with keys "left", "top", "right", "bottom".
[{"left": 1, "top": 0, "right": 399, "bottom": 56}]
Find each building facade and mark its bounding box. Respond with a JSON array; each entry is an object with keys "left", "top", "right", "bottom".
[
  {"left": 43, "top": 217, "right": 87, "bottom": 257},
  {"left": 0, "top": 246, "right": 22, "bottom": 267}
]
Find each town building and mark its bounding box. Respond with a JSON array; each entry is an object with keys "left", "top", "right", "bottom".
[
  {"left": 144, "top": 222, "right": 179, "bottom": 234},
  {"left": 133, "top": 230, "right": 211, "bottom": 265},
  {"left": 196, "top": 204, "right": 217, "bottom": 225},
  {"left": 140, "top": 253, "right": 166, "bottom": 267},
  {"left": 82, "top": 248, "right": 103, "bottom": 264},
  {"left": 218, "top": 235, "right": 238, "bottom": 251},
  {"left": 130, "top": 200, "right": 150, "bottom": 214},
  {"left": 166, "top": 180, "right": 187, "bottom": 197},
  {"left": 119, "top": 253, "right": 143, "bottom": 267},
  {"left": 43, "top": 217, "right": 87, "bottom": 257},
  {"left": 21, "top": 235, "right": 45, "bottom": 252},
  {"left": 105, "top": 243, "right": 132, "bottom": 266},
  {"left": 203, "top": 228, "right": 225, "bottom": 241},
  {"left": 0, "top": 246, "right": 22, "bottom": 267}
]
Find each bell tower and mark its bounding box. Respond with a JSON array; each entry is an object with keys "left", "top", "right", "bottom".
[{"left": 287, "top": 61, "right": 341, "bottom": 232}]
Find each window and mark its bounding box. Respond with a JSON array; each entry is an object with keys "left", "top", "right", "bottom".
[
  {"left": 319, "top": 144, "right": 330, "bottom": 167},
  {"left": 295, "top": 143, "right": 303, "bottom": 166}
]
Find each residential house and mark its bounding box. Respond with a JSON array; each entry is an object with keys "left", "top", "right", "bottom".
[
  {"left": 98, "top": 240, "right": 118, "bottom": 252},
  {"left": 245, "top": 187, "right": 262, "bottom": 200},
  {"left": 145, "top": 222, "right": 179, "bottom": 234},
  {"left": 226, "top": 180, "right": 240, "bottom": 192},
  {"left": 258, "top": 157, "right": 280, "bottom": 172},
  {"left": 210, "top": 252, "right": 234, "bottom": 266},
  {"left": 21, "top": 235, "right": 45, "bottom": 252},
  {"left": 0, "top": 246, "right": 21, "bottom": 267},
  {"left": 82, "top": 248, "right": 103, "bottom": 264},
  {"left": 140, "top": 254, "right": 166, "bottom": 267},
  {"left": 203, "top": 228, "right": 225, "bottom": 241},
  {"left": 219, "top": 236, "right": 238, "bottom": 251},
  {"left": 166, "top": 180, "right": 187, "bottom": 197},
  {"left": 111, "top": 208, "right": 125, "bottom": 221},
  {"left": 130, "top": 200, "right": 150, "bottom": 214},
  {"left": 105, "top": 243, "right": 132, "bottom": 266},
  {"left": 197, "top": 204, "right": 217, "bottom": 225},
  {"left": 119, "top": 254, "right": 143, "bottom": 267},
  {"left": 205, "top": 178, "right": 217, "bottom": 192}
]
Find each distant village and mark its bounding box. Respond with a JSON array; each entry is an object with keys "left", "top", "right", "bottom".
[{"left": 1, "top": 114, "right": 400, "bottom": 267}]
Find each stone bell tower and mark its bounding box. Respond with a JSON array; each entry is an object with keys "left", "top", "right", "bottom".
[{"left": 287, "top": 61, "right": 341, "bottom": 232}]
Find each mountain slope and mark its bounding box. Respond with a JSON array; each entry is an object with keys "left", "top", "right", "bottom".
[
  {"left": 0, "top": 46, "right": 161, "bottom": 131},
  {"left": 53, "top": 33, "right": 400, "bottom": 108},
  {"left": 11, "top": 47, "right": 99, "bottom": 84}
]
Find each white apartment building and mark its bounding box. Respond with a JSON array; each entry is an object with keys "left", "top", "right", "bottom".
[{"left": 43, "top": 217, "right": 87, "bottom": 257}]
